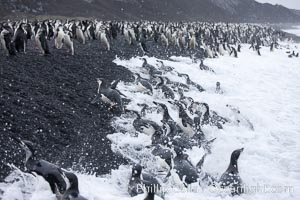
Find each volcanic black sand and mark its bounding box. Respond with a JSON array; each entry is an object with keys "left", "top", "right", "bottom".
[
  {"left": 0, "top": 37, "right": 136, "bottom": 181},
  {"left": 0, "top": 33, "right": 202, "bottom": 181}
]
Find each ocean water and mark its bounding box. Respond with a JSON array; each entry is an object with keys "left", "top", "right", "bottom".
[
  {"left": 283, "top": 25, "right": 300, "bottom": 37},
  {"left": 0, "top": 39, "right": 299, "bottom": 200}
]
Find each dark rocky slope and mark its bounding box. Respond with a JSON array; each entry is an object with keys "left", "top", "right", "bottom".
[{"left": 0, "top": 38, "right": 136, "bottom": 181}]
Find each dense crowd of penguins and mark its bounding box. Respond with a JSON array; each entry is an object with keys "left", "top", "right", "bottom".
[
  {"left": 1, "top": 18, "right": 297, "bottom": 200},
  {"left": 1, "top": 19, "right": 295, "bottom": 58}
]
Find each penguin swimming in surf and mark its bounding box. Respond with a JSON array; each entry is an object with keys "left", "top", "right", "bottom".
[
  {"left": 141, "top": 58, "right": 162, "bottom": 76},
  {"left": 154, "top": 76, "right": 175, "bottom": 99},
  {"left": 177, "top": 73, "right": 205, "bottom": 92},
  {"left": 169, "top": 100, "right": 195, "bottom": 138},
  {"left": 125, "top": 109, "right": 161, "bottom": 137},
  {"left": 189, "top": 102, "right": 228, "bottom": 129},
  {"left": 12, "top": 137, "right": 67, "bottom": 194},
  {"left": 226, "top": 104, "right": 254, "bottom": 130},
  {"left": 55, "top": 171, "right": 87, "bottom": 200},
  {"left": 92, "top": 78, "right": 124, "bottom": 113},
  {"left": 166, "top": 146, "right": 199, "bottom": 187},
  {"left": 218, "top": 148, "right": 244, "bottom": 196},
  {"left": 133, "top": 73, "right": 153, "bottom": 95},
  {"left": 215, "top": 82, "right": 223, "bottom": 94},
  {"left": 156, "top": 60, "right": 174, "bottom": 73},
  {"left": 128, "top": 163, "right": 163, "bottom": 199}
]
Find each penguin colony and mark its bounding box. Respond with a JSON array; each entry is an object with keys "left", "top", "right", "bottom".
[
  {"left": 1, "top": 19, "right": 297, "bottom": 58},
  {"left": 2, "top": 19, "right": 296, "bottom": 200}
]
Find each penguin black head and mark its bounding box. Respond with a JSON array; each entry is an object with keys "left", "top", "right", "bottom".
[
  {"left": 177, "top": 73, "right": 189, "bottom": 80},
  {"left": 140, "top": 58, "right": 147, "bottom": 63},
  {"left": 153, "top": 101, "right": 167, "bottom": 111},
  {"left": 156, "top": 60, "right": 163, "bottom": 65},
  {"left": 173, "top": 144, "right": 184, "bottom": 156},
  {"left": 17, "top": 22, "right": 26, "bottom": 29},
  {"left": 133, "top": 73, "right": 141, "bottom": 80},
  {"left": 216, "top": 82, "right": 220, "bottom": 87},
  {"left": 187, "top": 97, "right": 194, "bottom": 104},
  {"left": 168, "top": 100, "right": 183, "bottom": 109},
  {"left": 230, "top": 148, "right": 244, "bottom": 164}
]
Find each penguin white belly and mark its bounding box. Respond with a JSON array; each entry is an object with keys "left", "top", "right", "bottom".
[
  {"left": 76, "top": 28, "right": 85, "bottom": 44},
  {"left": 161, "top": 35, "right": 168, "bottom": 47},
  {"left": 63, "top": 34, "right": 74, "bottom": 55},
  {"left": 141, "top": 125, "right": 155, "bottom": 136},
  {"left": 100, "top": 33, "right": 110, "bottom": 51},
  {"left": 156, "top": 157, "right": 170, "bottom": 170},
  {"left": 84, "top": 31, "right": 89, "bottom": 40},
  {"left": 55, "top": 32, "right": 64, "bottom": 49},
  {"left": 206, "top": 47, "right": 213, "bottom": 58},
  {"left": 170, "top": 169, "right": 186, "bottom": 188},
  {"left": 129, "top": 29, "right": 136, "bottom": 41},
  {"left": 135, "top": 82, "right": 147, "bottom": 92},
  {"left": 219, "top": 45, "right": 225, "bottom": 55},
  {"left": 0, "top": 35, "right": 5, "bottom": 51},
  {"left": 101, "top": 94, "right": 115, "bottom": 106},
  {"left": 177, "top": 119, "right": 194, "bottom": 137},
  {"left": 189, "top": 38, "right": 196, "bottom": 49},
  {"left": 124, "top": 31, "right": 131, "bottom": 44},
  {"left": 35, "top": 36, "right": 43, "bottom": 54}
]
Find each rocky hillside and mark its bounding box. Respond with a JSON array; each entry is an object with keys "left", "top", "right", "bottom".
[{"left": 0, "top": 0, "right": 300, "bottom": 22}]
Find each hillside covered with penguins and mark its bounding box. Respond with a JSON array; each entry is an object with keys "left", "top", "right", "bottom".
[
  {"left": 1, "top": 0, "right": 300, "bottom": 23},
  {"left": 1, "top": 15, "right": 300, "bottom": 200}
]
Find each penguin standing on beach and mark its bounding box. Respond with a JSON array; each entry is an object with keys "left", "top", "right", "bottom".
[
  {"left": 36, "top": 27, "right": 50, "bottom": 55},
  {"left": 13, "top": 22, "right": 27, "bottom": 53},
  {"left": 64, "top": 30, "right": 75, "bottom": 55},
  {"left": 100, "top": 29, "right": 110, "bottom": 51},
  {"left": 0, "top": 26, "right": 16, "bottom": 56},
  {"left": 54, "top": 25, "right": 65, "bottom": 49}
]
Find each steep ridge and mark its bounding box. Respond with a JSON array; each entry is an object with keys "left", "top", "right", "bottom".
[{"left": 0, "top": 0, "right": 299, "bottom": 22}]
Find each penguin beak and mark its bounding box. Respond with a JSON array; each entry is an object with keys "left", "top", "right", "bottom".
[{"left": 238, "top": 148, "right": 244, "bottom": 153}]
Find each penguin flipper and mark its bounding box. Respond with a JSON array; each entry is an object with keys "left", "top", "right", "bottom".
[
  {"left": 196, "top": 154, "right": 207, "bottom": 172},
  {"left": 110, "top": 79, "right": 121, "bottom": 90}
]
